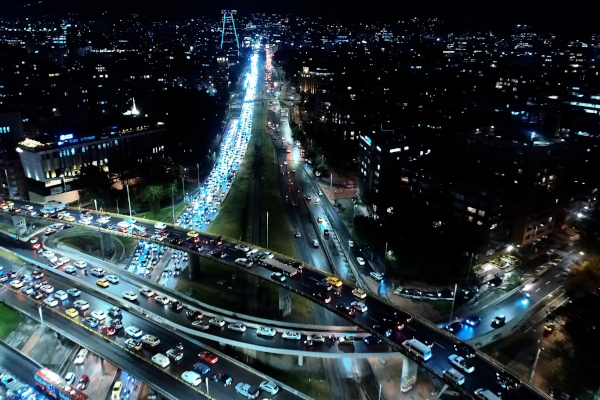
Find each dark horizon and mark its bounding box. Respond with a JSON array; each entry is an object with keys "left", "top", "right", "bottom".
[{"left": 2, "top": 0, "right": 598, "bottom": 37}]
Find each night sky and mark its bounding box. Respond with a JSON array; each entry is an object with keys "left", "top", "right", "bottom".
[{"left": 2, "top": 0, "right": 597, "bottom": 36}]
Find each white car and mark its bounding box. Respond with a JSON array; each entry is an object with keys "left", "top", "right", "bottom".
[
  {"left": 140, "top": 288, "right": 155, "bottom": 297},
  {"left": 209, "top": 318, "right": 225, "bottom": 327},
  {"left": 98, "top": 217, "right": 110, "bottom": 224},
  {"left": 123, "top": 291, "right": 138, "bottom": 301},
  {"left": 74, "top": 300, "right": 89, "bottom": 310},
  {"left": 282, "top": 331, "right": 301, "bottom": 340},
  {"left": 44, "top": 298, "right": 58, "bottom": 307},
  {"left": 65, "top": 372, "right": 76, "bottom": 385},
  {"left": 154, "top": 222, "right": 166, "bottom": 230},
  {"left": 106, "top": 274, "right": 119, "bottom": 284},
  {"left": 48, "top": 256, "right": 58, "bottom": 263},
  {"left": 90, "top": 268, "right": 105, "bottom": 277},
  {"left": 55, "top": 290, "right": 68, "bottom": 301},
  {"left": 73, "top": 261, "right": 87, "bottom": 269},
  {"left": 235, "top": 244, "right": 250, "bottom": 252},
  {"left": 79, "top": 219, "right": 91, "bottom": 225},
  {"left": 370, "top": 271, "right": 384, "bottom": 281},
  {"left": 59, "top": 256, "right": 70, "bottom": 263},
  {"left": 125, "top": 326, "right": 143, "bottom": 338},
  {"left": 351, "top": 301, "right": 368, "bottom": 312},
  {"left": 260, "top": 381, "right": 280, "bottom": 395},
  {"left": 10, "top": 280, "right": 24, "bottom": 289},
  {"left": 91, "top": 310, "right": 106, "bottom": 320},
  {"left": 257, "top": 326, "right": 277, "bottom": 337},
  {"left": 356, "top": 257, "right": 366, "bottom": 266},
  {"left": 43, "top": 251, "right": 55, "bottom": 259},
  {"left": 40, "top": 284, "right": 54, "bottom": 293},
  {"left": 235, "top": 258, "right": 252, "bottom": 268},
  {"left": 117, "top": 221, "right": 131, "bottom": 228},
  {"left": 228, "top": 323, "right": 247, "bottom": 333},
  {"left": 155, "top": 295, "right": 170, "bottom": 305},
  {"left": 181, "top": 371, "right": 202, "bottom": 386},
  {"left": 448, "top": 354, "right": 475, "bottom": 374},
  {"left": 74, "top": 349, "right": 88, "bottom": 364}
]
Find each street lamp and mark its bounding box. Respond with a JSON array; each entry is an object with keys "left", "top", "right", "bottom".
[{"left": 126, "top": 183, "right": 132, "bottom": 217}]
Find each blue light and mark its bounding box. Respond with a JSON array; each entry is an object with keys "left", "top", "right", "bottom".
[{"left": 521, "top": 298, "right": 529, "bottom": 305}]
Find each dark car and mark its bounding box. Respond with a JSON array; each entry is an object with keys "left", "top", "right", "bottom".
[
  {"left": 314, "top": 292, "right": 331, "bottom": 303},
  {"left": 445, "top": 320, "right": 463, "bottom": 333},
  {"left": 82, "top": 317, "right": 98, "bottom": 328},
  {"left": 492, "top": 315, "right": 507, "bottom": 328},
  {"left": 454, "top": 342, "right": 476, "bottom": 359},
  {"left": 488, "top": 275, "right": 503, "bottom": 287},
  {"left": 193, "top": 362, "right": 211, "bottom": 375},
  {"left": 335, "top": 304, "right": 355, "bottom": 317},
  {"left": 186, "top": 310, "right": 204, "bottom": 320},
  {"left": 170, "top": 237, "right": 184, "bottom": 246},
  {"left": 363, "top": 336, "right": 382, "bottom": 345},
  {"left": 190, "top": 245, "right": 203, "bottom": 252},
  {"left": 496, "top": 370, "right": 522, "bottom": 390},
  {"left": 33, "top": 291, "right": 44, "bottom": 300},
  {"left": 108, "top": 307, "right": 122, "bottom": 317},
  {"left": 316, "top": 281, "right": 333, "bottom": 291},
  {"left": 372, "top": 324, "right": 392, "bottom": 337},
  {"left": 210, "top": 373, "right": 232, "bottom": 386},
  {"left": 109, "top": 318, "right": 123, "bottom": 329},
  {"left": 464, "top": 315, "right": 481, "bottom": 326},
  {"left": 209, "top": 250, "right": 227, "bottom": 258},
  {"left": 170, "top": 301, "right": 183, "bottom": 312}
]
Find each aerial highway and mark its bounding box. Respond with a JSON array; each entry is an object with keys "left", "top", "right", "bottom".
[
  {"left": 1, "top": 200, "right": 550, "bottom": 399},
  {"left": 0, "top": 268, "right": 307, "bottom": 400},
  {"left": 0, "top": 234, "right": 397, "bottom": 358}
]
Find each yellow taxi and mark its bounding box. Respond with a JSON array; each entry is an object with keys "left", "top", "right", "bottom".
[
  {"left": 326, "top": 276, "right": 343, "bottom": 287},
  {"left": 96, "top": 278, "right": 110, "bottom": 288},
  {"left": 187, "top": 230, "right": 199, "bottom": 238},
  {"left": 352, "top": 288, "right": 367, "bottom": 299},
  {"left": 111, "top": 381, "right": 123, "bottom": 399},
  {"left": 317, "top": 216, "right": 323, "bottom": 223},
  {"left": 65, "top": 308, "right": 79, "bottom": 318}
]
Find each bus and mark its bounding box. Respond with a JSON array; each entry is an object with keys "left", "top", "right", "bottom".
[
  {"left": 402, "top": 339, "right": 432, "bottom": 361},
  {"left": 258, "top": 257, "right": 302, "bottom": 277},
  {"left": 34, "top": 368, "right": 88, "bottom": 400}
]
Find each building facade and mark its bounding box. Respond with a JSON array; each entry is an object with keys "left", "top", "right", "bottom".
[{"left": 17, "top": 123, "right": 166, "bottom": 203}]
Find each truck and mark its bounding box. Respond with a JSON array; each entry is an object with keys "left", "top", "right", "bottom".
[{"left": 258, "top": 257, "right": 302, "bottom": 277}]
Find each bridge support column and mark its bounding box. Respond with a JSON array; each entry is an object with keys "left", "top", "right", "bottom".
[
  {"left": 188, "top": 255, "right": 200, "bottom": 280},
  {"left": 246, "top": 274, "right": 259, "bottom": 315},
  {"left": 400, "top": 355, "right": 418, "bottom": 392},
  {"left": 100, "top": 232, "right": 114, "bottom": 259},
  {"left": 298, "top": 355, "right": 304, "bottom": 366},
  {"left": 278, "top": 286, "right": 292, "bottom": 319}
]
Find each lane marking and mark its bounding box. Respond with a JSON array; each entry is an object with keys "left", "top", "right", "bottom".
[{"left": 535, "top": 288, "right": 541, "bottom": 292}]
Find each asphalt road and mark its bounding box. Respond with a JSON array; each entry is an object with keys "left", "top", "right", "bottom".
[
  {"left": 4, "top": 203, "right": 551, "bottom": 398},
  {"left": 0, "top": 234, "right": 394, "bottom": 358},
  {"left": 0, "top": 341, "right": 45, "bottom": 395},
  {"left": 0, "top": 273, "right": 305, "bottom": 400},
  {"left": 452, "top": 254, "right": 575, "bottom": 343}
]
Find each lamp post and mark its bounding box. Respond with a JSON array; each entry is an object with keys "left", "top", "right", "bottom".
[
  {"left": 197, "top": 163, "right": 200, "bottom": 188},
  {"left": 126, "top": 183, "right": 132, "bottom": 217},
  {"left": 182, "top": 177, "right": 186, "bottom": 203},
  {"left": 266, "top": 212, "right": 269, "bottom": 248},
  {"left": 449, "top": 283, "right": 458, "bottom": 324},
  {"left": 94, "top": 199, "right": 98, "bottom": 211},
  {"left": 172, "top": 184, "right": 175, "bottom": 224}
]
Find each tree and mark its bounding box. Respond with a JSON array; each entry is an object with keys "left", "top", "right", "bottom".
[
  {"left": 76, "top": 166, "right": 113, "bottom": 204},
  {"left": 141, "top": 184, "right": 170, "bottom": 217}
]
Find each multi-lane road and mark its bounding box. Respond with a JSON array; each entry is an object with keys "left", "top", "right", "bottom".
[
  {"left": 0, "top": 199, "right": 550, "bottom": 399},
  {"left": 0, "top": 263, "right": 306, "bottom": 400}
]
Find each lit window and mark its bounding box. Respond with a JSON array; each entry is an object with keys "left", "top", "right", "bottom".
[
  {"left": 490, "top": 223, "right": 497, "bottom": 230},
  {"left": 478, "top": 210, "right": 485, "bottom": 217},
  {"left": 467, "top": 207, "right": 476, "bottom": 214}
]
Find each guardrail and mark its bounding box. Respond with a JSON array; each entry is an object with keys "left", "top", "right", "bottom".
[
  {"left": 1, "top": 245, "right": 395, "bottom": 359},
  {"left": 42, "top": 234, "right": 365, "bottom": 333},
  {"left": 5, "top": 205, "right": 552, "bottom": 399}
]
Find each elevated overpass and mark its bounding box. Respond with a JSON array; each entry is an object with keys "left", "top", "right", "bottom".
[{"left": 3, "top": 201, "right": 550, "bottom": 399}]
